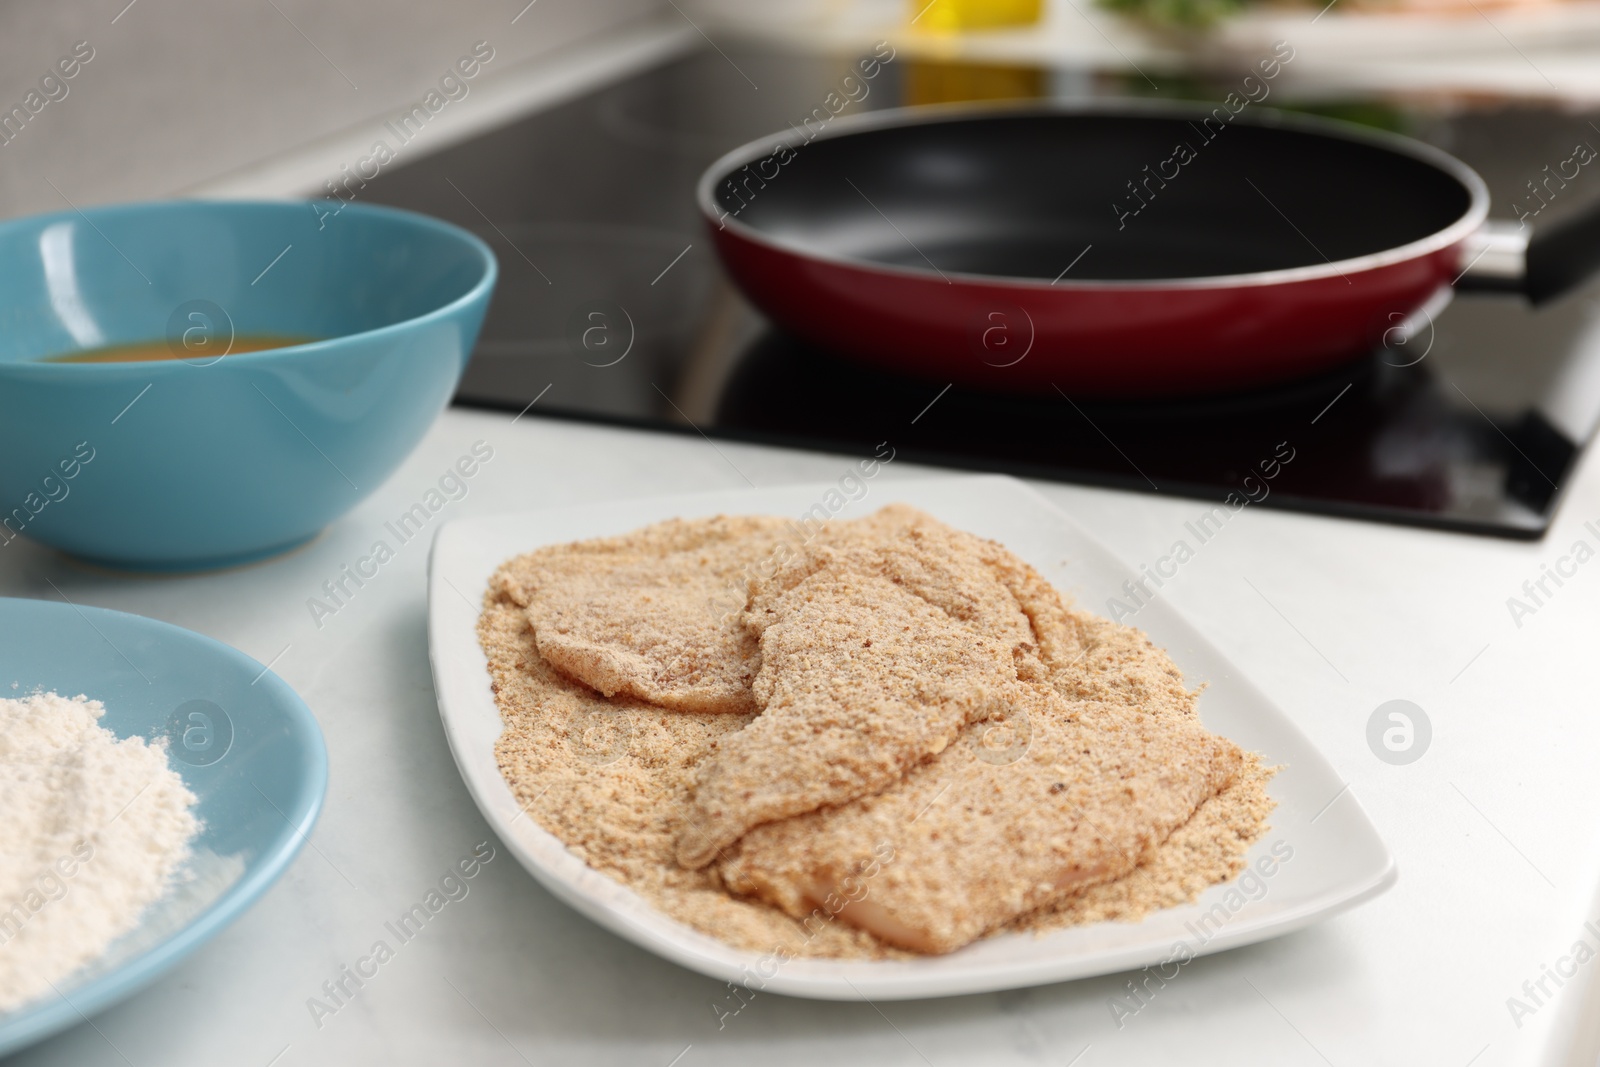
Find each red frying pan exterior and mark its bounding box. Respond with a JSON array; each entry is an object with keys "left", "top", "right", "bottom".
[
  {"left": 709, "top": 223, "right": 1464, "bottom": 394},
  {"left": 700, "top": 103, "right": 1491, "bottom": 398}
]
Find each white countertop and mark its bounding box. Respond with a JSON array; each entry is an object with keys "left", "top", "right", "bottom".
[{"left": 6, "top": 405, "right": 1600, "bottom": 1066}]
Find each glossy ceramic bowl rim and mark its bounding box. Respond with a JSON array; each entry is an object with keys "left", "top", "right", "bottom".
[
  {"left": 0, "top": 597, "right": 329, "bottom": 1054},
  {"left": 0, "top": 199, "right": 498, "bottom": 375}
]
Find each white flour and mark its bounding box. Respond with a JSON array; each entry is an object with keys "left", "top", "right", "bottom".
[{"left": 0, "top": 691, "right": 199, "bottom": 1012}]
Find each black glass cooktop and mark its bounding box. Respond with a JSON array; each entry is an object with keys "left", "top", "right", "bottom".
[{"left": 362, "top": 41, "right": 1600, "bottom": 538}]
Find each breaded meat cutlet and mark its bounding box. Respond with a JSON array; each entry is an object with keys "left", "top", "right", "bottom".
[
  {"left": 492, "top": 515, "right": 787, "bottom": 715},
  {"left": 675, "top": 508, "right": 1043, "bottom": 868},
  {"left": 718, "top": 685, "right": 1244, "bottom": 954}
]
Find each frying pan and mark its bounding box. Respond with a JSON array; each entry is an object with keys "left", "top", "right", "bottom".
[{"left": 698, "top": 101, "right": 1600, "bottom": 396}]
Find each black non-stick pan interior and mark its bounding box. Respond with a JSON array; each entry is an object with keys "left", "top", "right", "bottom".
[{"left": 714, "top": 110, "right": 1477, "bottom": 281}]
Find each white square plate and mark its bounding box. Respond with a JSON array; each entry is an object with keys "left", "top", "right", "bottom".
[{"left": 426, "top": 474, "right": 1394, "bottom": 1000}]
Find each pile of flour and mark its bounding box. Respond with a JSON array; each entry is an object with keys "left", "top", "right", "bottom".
[{"left": 0, "top": 691, "right": 199, "bottom": 1012}]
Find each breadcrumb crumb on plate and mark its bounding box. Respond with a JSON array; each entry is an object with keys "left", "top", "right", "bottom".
[{"left": 427, "top": 475, "right": 1395, "bottom": 1001}]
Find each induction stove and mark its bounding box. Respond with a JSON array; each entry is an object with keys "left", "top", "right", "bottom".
[{"left": 360, "top": 41, "right": 1600, "bottom": 539}]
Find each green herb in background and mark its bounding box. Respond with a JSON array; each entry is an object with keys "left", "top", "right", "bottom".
[
  {"left": 1288, "top": 102, "right": 1410, "bottom": 134},
  {"left": 1097, "top": 0, "right": 1247, "bottom": 29},
  {"left": 1102, "top": 70, "right": 1411, "bottom": 134}
]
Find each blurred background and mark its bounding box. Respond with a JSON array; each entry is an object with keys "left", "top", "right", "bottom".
[
  {"left": 4, "top": 0, "right": 1598, "bottom": 216},
  {"left": 5, "top": 0, "right": 1600, "bottom": 535}
]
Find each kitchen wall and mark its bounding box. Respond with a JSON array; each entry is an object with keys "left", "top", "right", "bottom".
[{"left": 0, "top": 0, "right": 663, "bottom": 218}]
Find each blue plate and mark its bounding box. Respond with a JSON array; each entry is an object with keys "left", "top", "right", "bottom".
[{"left": 0, "top": 598, "right": 327, "bottom": 1057}]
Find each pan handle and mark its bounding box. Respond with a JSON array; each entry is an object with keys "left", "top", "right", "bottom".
[
  {"left": 1526, "top": 194, "right": 1600, "bottom": 304},
  {"left": 1454, "top": 222, "right": 1525, "bottom": 295},
  {"left": 1456, "top": 198, "right": 1600, "bottom": 304}
]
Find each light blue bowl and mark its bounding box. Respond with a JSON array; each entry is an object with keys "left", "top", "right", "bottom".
[
  {"left": 0, "top": 596, "right": 328, "bottom": 1058},
  {"left": 0, "top": 200, "right": 496, "bottom": 570}
]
